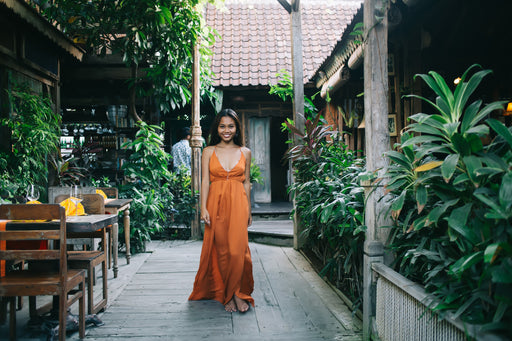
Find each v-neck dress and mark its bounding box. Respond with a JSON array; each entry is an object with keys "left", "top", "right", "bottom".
[{"left": 189, "top": 150, "right": 255, "bottom": 307}]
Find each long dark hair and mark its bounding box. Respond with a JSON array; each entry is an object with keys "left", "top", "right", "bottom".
[{"left": 208, "top": 108, "right": 243, "bottom": 146}]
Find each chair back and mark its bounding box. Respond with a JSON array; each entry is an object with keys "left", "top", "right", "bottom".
[
  {"left": 97, "top": 187, "right": 118, "bottom": 199},
  {"left": 54, "top": 194, "right": 105, "bottom": 214},
  {"left": 48, "top": 186, "right": 96, "bottom": 205},
  {"left": 0, "top": 204, "right": 67, "bottom": 279}
]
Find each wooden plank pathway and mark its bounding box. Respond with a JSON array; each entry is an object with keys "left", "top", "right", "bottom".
[{"left": 83, "top": 240, "right": 362, "bottom": 341}]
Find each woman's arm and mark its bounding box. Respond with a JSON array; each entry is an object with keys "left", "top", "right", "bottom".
[
  {"left": 200, "top": 147, "right": 213, "bottom": 225},
  {"left": 243, "top": 147, "right": 252, "bottom": 226}
]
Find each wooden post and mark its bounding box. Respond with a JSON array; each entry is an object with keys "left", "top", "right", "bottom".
[
  {"left": 289, "top": 0, "right": 306, "bottom": 250},
  {"left": 190, "top": 41, "right": 202, "bottom": 240},
  {"left": 362, "top": 0, "right": 390, "bottom": 339}
]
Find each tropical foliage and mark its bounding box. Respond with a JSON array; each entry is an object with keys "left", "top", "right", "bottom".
[
  {"left": 0, "top": 84, "right": 60, "bottom": 201},
  {"left": 119, "top": 121, "right": 171, "bottom": 251},
  {"left": 384, "top": 64, "right": 511, "bottom": 335},
  {"left": 282, "top": 111, "right": 366, "bottom": 310},
  {"left": 40, "top": 0, "right": 218, "bottom": 116},
  {"left": 271, "top": 71, "right": 366, "bottom": 311},
  {"left": 269, "top": 69, "right": 318, "bottom": 118},
  {"left": 119, "top": 121, "right": 197, "bottom": 251}
]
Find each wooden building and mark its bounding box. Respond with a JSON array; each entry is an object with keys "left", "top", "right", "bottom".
[
  {"left": 0, "top": 0, "right": 83, "bottom": 152},
  {"left": 204, "top": 0, "right": 362, "bottom": 203},
  {"left": 314, "top": 0, "right": 512, "bottom": 152}
]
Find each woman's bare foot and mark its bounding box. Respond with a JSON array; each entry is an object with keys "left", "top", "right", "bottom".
[
  {"left": 234, "top": 295, "right": 249, "bottom": 313},
  {"left": 225, "top": 299, "right": 237, "bottom": 312}
]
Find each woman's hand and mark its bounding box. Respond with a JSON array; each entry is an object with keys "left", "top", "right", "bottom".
[
  {"left": 201, "top": 209, "right": 211, "bottom": 226},
  {"left": 248, "top": 214, "right": 252, "bottom": 227}
]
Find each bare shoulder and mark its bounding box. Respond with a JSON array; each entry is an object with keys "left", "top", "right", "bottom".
[
  {"left": 202, "top": 146, "right": 214, "bottom": 159},
  {"left": 241, "top": 146, "right": 251, "bottom": 159}
]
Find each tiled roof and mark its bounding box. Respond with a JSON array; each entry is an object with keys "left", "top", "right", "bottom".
[{"left": 205, "top": 0, "right": 363, "bottom": 88}]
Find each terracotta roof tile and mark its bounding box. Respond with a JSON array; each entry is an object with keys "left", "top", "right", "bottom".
[{"left": 205, "top": 0, "right": 362, "bottom": 87}]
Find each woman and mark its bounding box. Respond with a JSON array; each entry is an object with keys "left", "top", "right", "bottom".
[{"left": 188, "top": 108, "right": 255, "bottom": 313}]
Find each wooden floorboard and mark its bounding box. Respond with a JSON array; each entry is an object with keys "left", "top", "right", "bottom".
[
  {"left": 82, "top": 241, "right": 362, "bottom": 340},
  {"left": 1, "top": 240, "right": 361, "bottom": 340}
]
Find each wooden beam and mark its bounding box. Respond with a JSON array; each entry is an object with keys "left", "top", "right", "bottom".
[
  {"left": 0, "top": 52, "right": 57, "bottom": 86},
  {"left": 0, "top": 0, "right": 84, "bottom": 61},
  {"left": 65, "top": 67, "right": 145, "bottom": 80}
]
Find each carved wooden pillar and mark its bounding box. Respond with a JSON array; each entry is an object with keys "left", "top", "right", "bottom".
[
  {"left": 363, "top": 0, "right": 390, "bottom": 339},
  {"left": 190, "top": 41, "right": 202, "bottom": 239}
]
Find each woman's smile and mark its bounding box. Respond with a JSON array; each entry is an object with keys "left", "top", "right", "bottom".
[{"left": 218, "top": 116, "right": 237, "bottom": 143}]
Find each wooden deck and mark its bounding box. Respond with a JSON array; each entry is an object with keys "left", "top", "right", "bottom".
[
  {"left": 1, "top": 240, "right": 362, "bottom": 340},
  {"left": 85, "top": 240, "right": 362, "bottom": 340}
]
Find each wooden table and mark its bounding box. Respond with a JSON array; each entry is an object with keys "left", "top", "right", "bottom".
[
  {"left": 4, "top": 214, "right": 117, "bottom": 233},
  {"left": 104, "top": 199, "right": 132, "bottom": 274},
  {"left": 4, "top": 214, "right": 119, "bottom": 275},
  {"left": 3, "top": 214, "right": 118, "bottom": 316}
]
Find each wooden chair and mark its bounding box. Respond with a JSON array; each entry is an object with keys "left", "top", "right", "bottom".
[
  {"left": 97, "top": 187, "right": 118, "bottom": 199},
  {"left": 0, "top": 204, "right": 86, "bottom": 341},
  {"left": 96, "top": 187, "right": 118, "bottom": 267},
  {"left": 54, "top": 194, "right": 108, "bottom": 314}
]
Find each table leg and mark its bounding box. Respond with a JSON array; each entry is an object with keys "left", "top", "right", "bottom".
[
  {"left": 123, "top": 209, "right": 131, "bottom": 264},
  {"left": 112, "top": 222, "right": 119, "bottom": 278}
]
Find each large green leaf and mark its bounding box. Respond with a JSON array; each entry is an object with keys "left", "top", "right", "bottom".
[
  {"left": 499, "top": 172, "right": 512, "bottom": 211},
  {"left": 387, "top": 150, "right": 414, "bottom": 170},
  {"left": 484, "top": 243, "right": 502, "bottom": 264},
  {"left": 466, "top": 133, "right": 484, "bottom": 153},
  {"left": 487, "top": 118, "right": 512, "bottom": 149},
  {"left": 453, "top": 173, "right": 470, "bottom": 185},
  {"left": 451, "top": 133, "right": 471, "bottom": 156},
  {"left": 431, "top": 71, "right": 455, "bottom": 112},
  {"left": 474, "top": 193, "right": 510, "bottom": 220},
  {"left": 441, "top": 154, "right": 459, "bottom": 182},
  {"left": 465, "top": 124, "right": 489, "bottom": 136},
  {"left": 425, "top": 199, "right": 459, "bottom": 226},
  {"left": 463, "top": 155, "right": 483, "bottom": 187},
  {"left": 444, "top": 122, "right": 460, "bottom": 138},
  {"left": 415, "top": 184, "right": 427, "bottom": 213},
  {"left": 460, "top": 99, "right": 482, "bottom": 133},
  {"left": 408, "top": 123, "right": 443, "bottom": 136},
  {"left": 492, "top": 264, "right": 512, "bottom": 283},
  {"left": 445, "top": 203, "right": 478, "bottom": 244},
  {"left": 480, "top": 153, "right": 509, "bottom": 170},
  {"left": 453, "top": 68, "right": 492, "bottom": 120},
  {"left": 401, "top": 135, "right": 446, "bottom": 148},
  {"left": 448, "top": 251, "right": 483, "bottom": 278},
  {"left": 391, "top": 190, "right": 407, "bottom": 219}
]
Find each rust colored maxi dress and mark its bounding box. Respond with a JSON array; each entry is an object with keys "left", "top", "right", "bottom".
[{"left": 189, "top": 149, "right": 255, "bottom": 307}]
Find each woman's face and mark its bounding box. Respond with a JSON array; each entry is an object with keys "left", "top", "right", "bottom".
[{"left": 217, "top": 116, "right": 237, "bottom": 143}]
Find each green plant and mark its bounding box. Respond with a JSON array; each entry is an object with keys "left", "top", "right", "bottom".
[
  {"left": 250, "top": 159, "right": 264, "bottom": 185},
  {"left": 90, "top": 176, "right": 111, "bottom": 187},
  {"left": 120, "top": 121, "right": 172, "bottom": 252},
  {"left": 289, "top": 135, "right": 366, "bottom": 309},
  {"left": 49, "top": 139, "right": 102, "bottom": 186},
  {"left": 269, "top": 69, "right": 318, "bottom": 119},
  {"left": 0, "top": 84, "right": 60, "bottom": 200},
  {"left": 164, "top": 165, "right": 198, "bottom": 228},
  {"left": 284, "top": 112, "right": 334, "bottom": 165},
  {"left": 49, "top": 155, "right": 87, "bottom": 186},
  {"left": 42, "top": 0, "right": 218, "bottom": 116},
  {"left": 384, "top": 64, "right": 511, "bottom": 335},
  {"left": 282, "top": 111, "right": 366, "bottom": 311},
  {"left": 270, "top": 71, "right": 367, "bottom": 311}
]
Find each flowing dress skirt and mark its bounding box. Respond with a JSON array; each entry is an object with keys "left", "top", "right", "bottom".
[{"left": 189, "top": 151, "right": 255, "bottom": 306}]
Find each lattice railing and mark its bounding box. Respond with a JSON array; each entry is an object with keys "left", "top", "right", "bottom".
[{"left": 372, "top": 263, "right": 479, "bottom": 341}]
